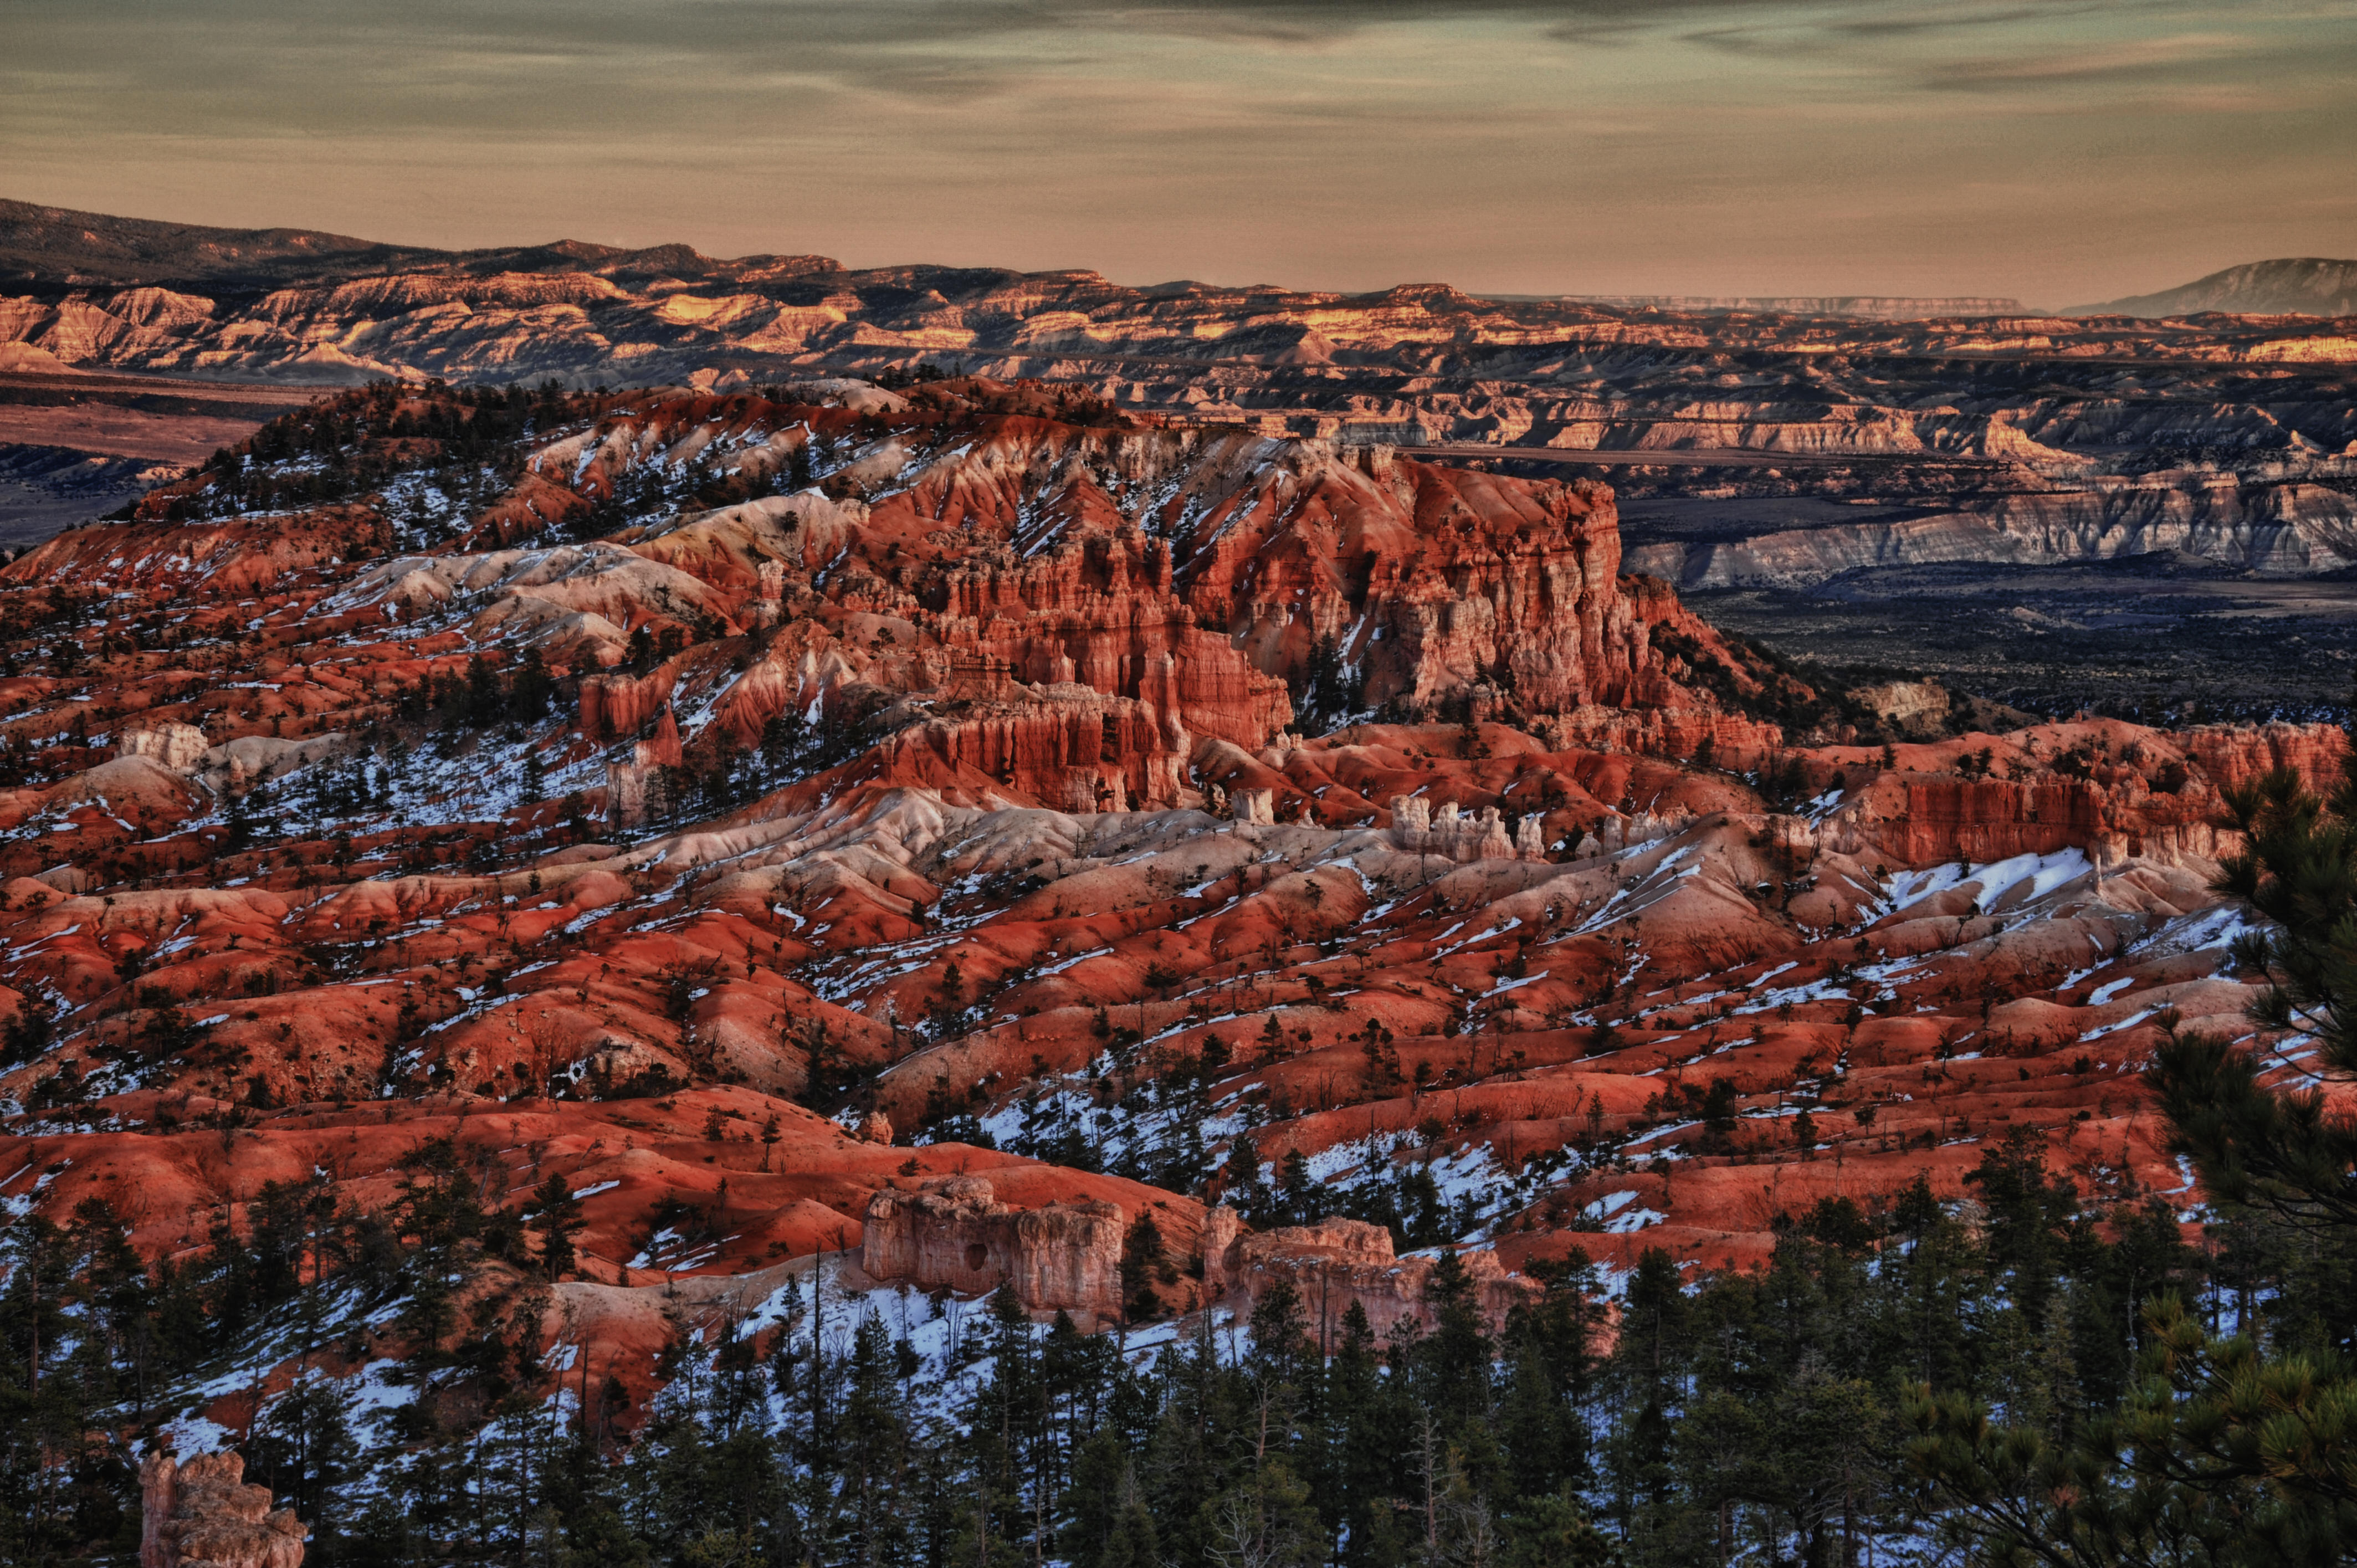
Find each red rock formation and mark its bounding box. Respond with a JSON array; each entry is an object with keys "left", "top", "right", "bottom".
[
  {"left": 2183, "top": 722, "right": 2348, "bottom": 793},
  {"left": 854, "top": 690, "right": 1192, "bottom": 813},
  {"left": 0, "top": 1087, "right": 1183, "bottom": 1301},
  {"left": 1200, "top": 1210, "right": 1541, "bottom": 1340},
  {"left": 606, "top": 705, "right": 687, "bottom": 825},
  {"left": 0, "top": 374, "right": 2315, "bottom": 1449},
  {"left": 518, "top": 392, "right": 1786, "bottom": 801},
  {"left": 637, "top": 707, "right": 684, "bottom": 768},
  {"left": 140, "top": 1451, "right": 306, "bottom": 1568},
  {"left": 861, "top": 1175, "right": 1129, "bottom": 1320},
  {"left": 1807, "top": 719, "right": 2341, "bottom": 870},
  {"left": 1143, "top": 439, "right": 1776, "bottom": 727},
  {"left": 581, "top": 669, "right": 678, "bottom": 741},
  {"left": 927, "top": 527, "right": 1290, "bottom": 755},
  {"left": 1539, "top": 705, "right": 1788, "bottom": 771},
  {"left": 16, "top": 208, "right": 2344, "bottom": 507}
]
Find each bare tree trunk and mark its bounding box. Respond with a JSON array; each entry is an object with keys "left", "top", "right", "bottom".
[{"left": 1419, "top": 1412, "right": 1442, "bottom": 1566}]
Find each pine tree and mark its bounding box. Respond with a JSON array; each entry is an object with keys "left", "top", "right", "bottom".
[
  {"left": 833, "top": 1316, "right": 911, "bottom": 1567},
  {"left": 1415, "top": 1251, "right": 1494, "bottom": 1439},
  {"left": 1499, "top": 1258, "right": 1600, "bottom": 1503},
  {"left": 1197, "top": 1456, "right": 1321, "bottom": 1568},
  {"left": 248, "top": 1377, "right": 360, "bottom": 1539},
  {"left": 1323, "top": 1301, "right": 1406, "bottom": 1568},
  {"left": 463, "top": 652, "right": 505, "bottom": 727},
  {"left": 1067, "top": 1430, "right": 1155, "bottom": 1568},
  {"left": 509, "top": 643, "right": 556, "bottom": 720},
  {"left": 1121, "top": 1216, "right": 1169, "bottom": 1322},
  {"left": 1502, "top": 1485, "right": 1621, "bottom": 1568},
  {"left": 762, "top": 708, "right": 809, "bottom": 777},
  {"left": 1279, "top": 1149, "right": 1324, "bottom": 1225},
  {"left": 527, "top": 1174, "right": 585, "bottom": 1280}
]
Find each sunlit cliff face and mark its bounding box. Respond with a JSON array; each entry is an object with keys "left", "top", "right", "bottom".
[{"left": 6, "top": 1, "right": 2354, "bottom": 304}]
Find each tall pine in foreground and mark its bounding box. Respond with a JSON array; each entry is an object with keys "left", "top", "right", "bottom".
[{"left": 1911, "top": 716, "right": 2357, "bottom": 1565}]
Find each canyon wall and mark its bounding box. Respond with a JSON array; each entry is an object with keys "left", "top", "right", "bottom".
[{"left": 1634, "top": 479, "right": 2357, "bottom": 590}]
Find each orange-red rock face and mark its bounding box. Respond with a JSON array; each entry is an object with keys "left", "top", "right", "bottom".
[
  {"left": 860, "top": 1174, "right": 1179, "bottom": 1323},
  {"left": 1805, "top": 720, "right": 2339, "bottom": 870},
  {"left": 0, "top": 376, "right": 2314, "bottom": 1436},
  {"left": 1162, "top": 442, "right": 1669, "bottom": 714},
  {"left": 11, "top": 213, "right": 2354, "bottom": 684},
  {"left": 1201, "top": 1210, "right": 1540, "bottom": 1341},
  {"left": 490, "top": 386, "right": 1777, "bottom": 823},
  {"left": 140, "top": 1451, "right": 306, "bottom": 1568}
]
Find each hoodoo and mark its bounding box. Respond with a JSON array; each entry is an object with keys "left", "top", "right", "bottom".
[{"left": 139, "top": 1452, "right": 306, "bottom": 1568}]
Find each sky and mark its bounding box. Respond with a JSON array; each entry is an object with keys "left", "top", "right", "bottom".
[{"left": 5, "top": 1, "right": 2354, "bottom": 305}]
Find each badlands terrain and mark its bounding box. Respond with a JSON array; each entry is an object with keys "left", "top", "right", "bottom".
[
  {"left": 1, "top": 207, "right": 2356, "bottom": 1555},
  {"left": 0, "top": 367, "right": 2339, "bottom": 1457},
  {"left": 4, "top": 200, "right": 2356, "bottom": 719}
]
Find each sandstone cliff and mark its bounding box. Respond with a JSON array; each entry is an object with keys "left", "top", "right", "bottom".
[
  {"left": 861, "top": 1175, "right": 1131, "bottom": 1320},
  {"left": 140, "top": 1451, "right": 305, "bottom": 1568},
  {"left": 11, "top": 201, "right": 2355, "bottom": 638},
  {"left": 1201, "top": 1210, "right": 1541, "bottom": 1341}
]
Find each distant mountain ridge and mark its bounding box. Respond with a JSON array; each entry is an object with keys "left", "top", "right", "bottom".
[
  {"left": 2, "top": 196, "right": 2351, "bottom": 459},
  {"left": 1567, "top": 294, "right": 2022, "bottom": 319},
  {"left": 2072, "top": 258, "right": 2357, "bottom": 319},
  {"left": 13, "top": 195, "right": 2355, "bottom": 329},
  {"left": 0, "top": 197, "right": 841, "bottom": 291}
]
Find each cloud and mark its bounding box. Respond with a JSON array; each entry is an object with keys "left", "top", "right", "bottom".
[
  {"left": 2, "top": 0, "right": 2352, "bottom": 304},
  {"left": 1928, "top": 28, "right": 2259, "bottom": 87},
  {"left": 1826, "top": 2, "right": 2109, "bottom": 37}
]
